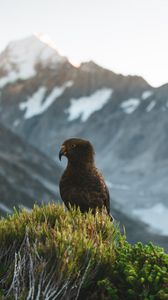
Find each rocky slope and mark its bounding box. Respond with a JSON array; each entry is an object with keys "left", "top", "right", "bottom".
[
  {"left": 0, "top": 124, "right": 61, "bottom": 216},
  {"left": 0, "top": 35, "right": 168, "bottom": 244}
]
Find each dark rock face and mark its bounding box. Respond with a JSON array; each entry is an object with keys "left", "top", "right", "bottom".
[{"left": 0, "top": 35, "right": 168, "bottom": 248}]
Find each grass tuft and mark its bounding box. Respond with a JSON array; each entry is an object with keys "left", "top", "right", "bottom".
[{"left": 0, "top": 203, "right": 168, "bottom": 299}]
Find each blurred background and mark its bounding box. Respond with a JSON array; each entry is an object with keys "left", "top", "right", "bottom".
[{"left": 0, "top": 0, "right": 168, "bottom": 249}]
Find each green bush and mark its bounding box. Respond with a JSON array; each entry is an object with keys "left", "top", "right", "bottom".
[{"left": 0, "top": 203, "right": 168, "bottom": 299}]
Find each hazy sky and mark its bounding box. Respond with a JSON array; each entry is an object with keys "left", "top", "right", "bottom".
[{"left": 0, "top": 0, "right": 168, "bottom": 87}]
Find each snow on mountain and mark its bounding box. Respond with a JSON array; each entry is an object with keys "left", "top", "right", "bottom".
[
  {"left": 146, "top": 100, "right": 156, "bottom": 112},
  {"left": 133, "top": 203, "right": 168, "bottom": 235},
  {"left": 66, "top": 88, "right": 113, "bottom": 122},
  {"left": 0, "top": 71, "right": 19, "bottom": 88},
  {"left": 19, "top": 87, "right": 47, "bottom": 118},
  {"left": 120, "top": 98, "right": 140, "bottom": 114},
  {"left": 0, "top": 34, "right": 67, "bottom": 88},
  {"left": 20, "top": 81, "right": 73, "bottom": 119},
  {"left": 141, "top": 90, "right": 153, "bottom": 100}
]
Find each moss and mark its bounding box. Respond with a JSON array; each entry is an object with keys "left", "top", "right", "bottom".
[{"left": 0, "top": 203, "right": 168, "bottom": 299}]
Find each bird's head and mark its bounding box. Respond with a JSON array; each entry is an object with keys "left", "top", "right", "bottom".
[{"left": 59, "top": 138, "right": 95, "bottom": 164}]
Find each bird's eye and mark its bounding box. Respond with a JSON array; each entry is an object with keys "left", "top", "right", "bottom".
[{"left": 71, "top": 144, "right": 76, "bottom": 148}]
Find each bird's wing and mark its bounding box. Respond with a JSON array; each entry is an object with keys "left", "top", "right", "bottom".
[
  {"left": 103, "top": 182, "right": 110, "bottom": 214},
  {"left": 93, "top": 176, "right": 112, "bottom": 219},
  {"left": 60, "top": 167, "right": 110, "bottom": 214},
  {"left": 85, "top": 169, "right": 110, "bottom": 213}
]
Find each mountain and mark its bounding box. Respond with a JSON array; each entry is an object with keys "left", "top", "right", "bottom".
[
  {"left": 0, "top": 34, "right": 67, "bottom": 88},
  {"left": 0, "top": 124, "right": 61, "bottom": 216},
  {"left": 0, "top": 35, "right": 168, "bottom": 246}
]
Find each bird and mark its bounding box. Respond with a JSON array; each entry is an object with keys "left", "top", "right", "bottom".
[{"left": 59, "top": 138, "right": 112, "bottom": 220}]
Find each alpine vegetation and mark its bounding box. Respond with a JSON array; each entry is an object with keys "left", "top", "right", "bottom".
[{"left": 0, "top": 203, "right": 168, "bottom": 300}]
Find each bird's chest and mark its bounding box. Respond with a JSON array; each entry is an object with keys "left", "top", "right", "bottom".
[{"left": 60, "top": 169, "right": 91, "bottom": 191}]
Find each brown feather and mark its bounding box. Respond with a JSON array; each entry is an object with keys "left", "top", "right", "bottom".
[{"left": 59, "top": 138, "right": 112, "bottom": 219}]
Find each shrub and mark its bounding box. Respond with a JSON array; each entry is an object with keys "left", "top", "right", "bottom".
[{"left": 0, "top": 203, "right": 167, "bottom": 299}]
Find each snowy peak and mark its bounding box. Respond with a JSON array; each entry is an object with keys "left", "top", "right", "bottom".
[
  {"left": 0, "top": 34, "right": 68, "bottom": 88},
  {"left": 6, "top": 34, "right": 67, "bottom": 65}
]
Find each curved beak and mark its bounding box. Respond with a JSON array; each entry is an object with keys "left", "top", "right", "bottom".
[{"left": 59, "top": 145, "right": 67, "bottom": 161}]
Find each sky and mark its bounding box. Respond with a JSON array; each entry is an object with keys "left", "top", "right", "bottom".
[{"left": 0, "top": 0, "right": 168, "bottom": 87}]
